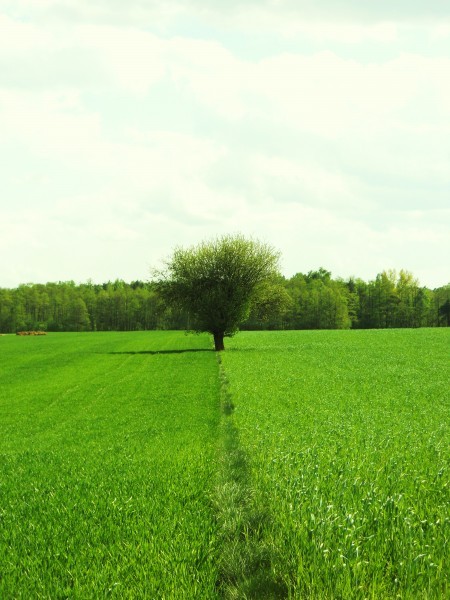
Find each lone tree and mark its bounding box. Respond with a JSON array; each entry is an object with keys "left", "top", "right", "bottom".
[{"left": 154, "top": 234, "right": 283, "bottom": 350}]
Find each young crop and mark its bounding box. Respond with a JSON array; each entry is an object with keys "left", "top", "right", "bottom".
[
  {"left": 220, "top": 329, "right": 449, "bottom": 599},
  {"left": 0, "top": 331, "right": 221, "bottom": 598},
  {"left": 1, "top": 329, "right": 448, "bottom": 598}
]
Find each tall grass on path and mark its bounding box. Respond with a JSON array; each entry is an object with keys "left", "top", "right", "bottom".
[
  {"left": 0, "top": 331, "right": 220, "bottom": 598},
  {"left": 212, "top": 354, "right": 287, "bottom": 599}
]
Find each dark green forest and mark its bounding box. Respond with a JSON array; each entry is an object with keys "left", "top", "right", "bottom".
[{"left": 0, "top": 269, "right": 448, "bottom": 333}]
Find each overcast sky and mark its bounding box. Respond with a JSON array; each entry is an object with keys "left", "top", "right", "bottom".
[{"left": 1, "top": 1, "right": 449, "bottom": 289}]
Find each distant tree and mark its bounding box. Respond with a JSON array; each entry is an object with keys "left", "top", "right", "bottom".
[
  {"left": 154, "top": 234, "right": 282, "bottom": 350},
  {"left": 282, "top": 272, "right": 350, "bottom": 330},
  {"left": 371, "top": 271, "right": 399, "bottom": 328},
  {"left": 439, "top": 299, "right": 450, "bottom": 326},
  {"left": 343, "top": 278, "right": 360, "bottom": 328},
  {"left": 305, "top": 267, "right": 332, "bottom": 284},
  {"left": 243, "top": 278, "right": 292, "bottom": 329},
  {"left": 0, "top": 289, "right": 14, "bottom": 333},
  {"left": 1, "top": 269, "right": 446, "bottom": 334},
  {"left": 413, "top": 287, "right": 431, "bottom": 327},
  {"left": 67, "top": 297, "right": 91, "bottom": 332},
  {"left": 396, "top": 270, "right": 419, "bottom": 327}
]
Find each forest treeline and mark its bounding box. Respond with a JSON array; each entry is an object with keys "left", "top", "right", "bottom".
[{"left": 0, "top": 269, "right": 448, "bottom": 333}]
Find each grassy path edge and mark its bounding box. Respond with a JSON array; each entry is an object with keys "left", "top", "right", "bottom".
[{"left": 211, "top": 354, "right": 287, "bottom": 599}]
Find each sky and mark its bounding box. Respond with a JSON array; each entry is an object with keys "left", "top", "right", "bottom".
[{"left": 1, "top": 0, "right": 449, "bottom": 289}]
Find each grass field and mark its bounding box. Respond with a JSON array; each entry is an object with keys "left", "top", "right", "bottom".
[
  {"left": 221, "top": 330, "right": 450, "bottom": 599},
  {"left": 0, "top": 329, "right": 449, "bottom": 598},
  {"left": 0, "top": 332, "right": 220, "bottom": 598}
]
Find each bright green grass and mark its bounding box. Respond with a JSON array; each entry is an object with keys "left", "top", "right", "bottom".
[
  {"left": 1, "top": 329, "right": 449, "bottom": 599},
  {"left": 221, "top": 329, "right": 449, "bottom": 599},
  {"left": 0, "top": 331, "right": 220, "bottom": 599}
]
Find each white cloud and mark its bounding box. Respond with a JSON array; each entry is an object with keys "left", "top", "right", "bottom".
[
  {"left": 250, "top": 155, "right": 361, "bottom": 210},
  {"left": 76, "top": 25, "right": 165, "bottom": 95},
  {"left": 0, "top": 89, "right": 102, "bottom": 157},
  {"left": 167, "top": 37, "right": 252, "bottom": 119},
  {"left": 0, "top": 6, "right": 449, "bottom": 289},
  {"left": 432, "top": 23, "right": 450, "bottom": 39},
  {"left": 295, "top": 22, "right": 398, "bottom": 43},
  {"left": 124, "top": 128, "right": 226, "bottom": 179},
  {"left": 163, "top": 46, "right": 450, "bottom": 137},
  {"left": 228, "top": 8, "right": 400, "bottom": 43},
  {"left": 0, "top": 13, "right": 51, "bottom": 51},
  {"left": 259, "top": 51, "right": 450, "bottom": 136},
  {"left": 3, "top": 12, "right": 449, "bottom": 135}
]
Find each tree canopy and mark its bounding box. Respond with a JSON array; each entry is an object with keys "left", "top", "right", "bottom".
[
  {"left": 0, "top": 268, "right": 448, "bottom": 335},
  {"left": 154, "top": 235, "right": 282, "bottom": 350}
]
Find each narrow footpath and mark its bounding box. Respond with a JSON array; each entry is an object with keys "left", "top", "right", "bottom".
[{"left": 212, "top": 354, "right": 287, "bottom": 599}]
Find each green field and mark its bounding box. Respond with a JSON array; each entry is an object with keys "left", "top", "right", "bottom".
[
  {"left": 221, "top": 330, "right": 449, "bottom": 598},
  {"left": 1, "top": 330, "right": 449, "bottom": 598},
  {"left": 0, "top": 332, "right": 220, "bottom": 598}
]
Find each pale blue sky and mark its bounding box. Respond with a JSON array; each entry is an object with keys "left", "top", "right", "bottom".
[{"left": 1, "top": 1, "right": 449, "bottom": 288}]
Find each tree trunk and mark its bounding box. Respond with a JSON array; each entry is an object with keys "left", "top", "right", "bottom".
[{"left": 213, "top": 332, "right": 225, "bottom": 351}]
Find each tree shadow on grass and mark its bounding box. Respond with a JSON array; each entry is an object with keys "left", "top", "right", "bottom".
[{"left": 106, "top": 348, "right": 214, "bottom": 355}]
